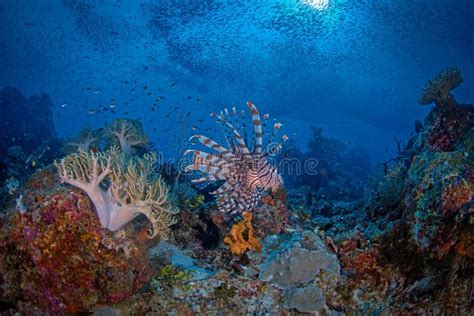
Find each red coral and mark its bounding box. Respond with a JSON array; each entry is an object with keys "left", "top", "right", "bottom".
[
  {"left": 456, "top": 229, "right": 474, "bottom": 259},
  {"left": 338, "top": 234, "right": 393, "bottom": 295},
  {"left": 428, "top": 116, "right": 459, "bottom": 151},
  {"left": 441, "top": 180, "right": 472, "bottom": 217},
  {"left": 428, "top": 107, "right": 471, "bottom": 152}
]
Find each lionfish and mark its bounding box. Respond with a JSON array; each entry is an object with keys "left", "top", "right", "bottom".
[{"left": 185, "top": 101, "right": 287, "bottom": 214}]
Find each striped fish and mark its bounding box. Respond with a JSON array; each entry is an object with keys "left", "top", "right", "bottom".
[{"left": 185, "top": 102, "right": 285, "bottom": 214}]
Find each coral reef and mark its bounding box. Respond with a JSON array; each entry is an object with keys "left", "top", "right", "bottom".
[
  {"left": 346, "top": 69, "right": 474, "bottom": 314},
  {"left": 0, "top": 68, "right": 472, "bottom": 314},
  {"left": 0, "top": 168, "right": 151, "bottom": 313},
  {"left": 427, "top": 103, "right": 472, "bottom": 152},
  {"left": 106, "top": 118, "right": 149, "bottom": 155},
  {"left": 257, "top": 232, "right": 341, "bottom": 313},
  {"left": 0, "top": 86, "right": 61, "bottom": 203},
  {"left": 55, "top": 148, "right": 177, "bottom": 239},
  {"left": 282, "top": 126, "right": 370, "bottom": 202},
  {"left": 259, "top": 236, "right": 340, "bottom": 289}
]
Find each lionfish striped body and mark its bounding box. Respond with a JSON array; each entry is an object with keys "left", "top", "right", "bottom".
[{"left": 185, "top": 102, "right": 287, "bottom": 214}]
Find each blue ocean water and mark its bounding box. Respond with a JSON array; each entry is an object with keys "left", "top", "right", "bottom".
[
  {"left": 1, "top": 0, "right": 472, "bottom": 163},
  {"left": 0, "top": 1, "right": 473, "bottom": 314}
]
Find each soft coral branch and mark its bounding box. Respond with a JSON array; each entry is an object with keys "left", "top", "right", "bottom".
[
  {"left": 55, "top": 149, "right": 177, "bottom": 238},
  {"left": 106, "top": 118, "right": 149, "bottom": 155},
  {"left": 55, "top": 151, "right": 112, "bottom": 227}
]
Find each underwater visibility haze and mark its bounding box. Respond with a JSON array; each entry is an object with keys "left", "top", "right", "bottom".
[{"left": 0, "top": 0, "right": 473, "bottom": 314}]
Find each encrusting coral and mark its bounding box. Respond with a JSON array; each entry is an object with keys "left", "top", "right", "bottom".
[
  {"left": 106, "top": 118, "right": 149, "bottom": 155},
  {"left": 224, "top": 212, "right": 262, "bottom": 255},
  {"left": 55, "top": 148, "right": 177, "bottom": 239},
  {"left": 419, "top": 67, "right": 463, "bottom": 107}
]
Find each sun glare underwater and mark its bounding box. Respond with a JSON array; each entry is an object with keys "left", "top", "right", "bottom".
[{"left": 0, "top": 0, "right": 473, "bottom": 314}]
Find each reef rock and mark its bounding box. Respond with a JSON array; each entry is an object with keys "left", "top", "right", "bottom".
[
  {"left": 258, "top": 231, "right": 340, "bottom": 313},
  {"left": 283, "top": 285, "right": 326, "bottom": 313}
]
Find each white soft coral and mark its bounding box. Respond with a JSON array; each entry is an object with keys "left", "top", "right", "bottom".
[
  {"left": 106, "top": 118, "right": 148, "bottom": 155},
  {"left": 55, "top": 149, "right": 177, "bottom": 239},
  {"left": 65, "top": 127, "right": 100, "bottom": 152}
]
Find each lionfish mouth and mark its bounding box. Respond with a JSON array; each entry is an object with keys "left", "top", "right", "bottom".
[{"left": 184, "top": 101, "right": 288, "bottom": 214}]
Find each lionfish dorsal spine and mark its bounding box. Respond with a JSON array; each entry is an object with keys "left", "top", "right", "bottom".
[
  {"left": 246, "top": 101, "right": 263, "bottom": 154},
  {"left": 213, "top": 112, "right": 251, "bottom": 158},
  {"left": 240, "top": 109, "right": 248, "bottom": 147}
]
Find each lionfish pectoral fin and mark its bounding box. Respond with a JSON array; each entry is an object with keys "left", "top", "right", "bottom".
[
  {"left": 189, "top": 135, "right": 235, "bottom": 159},
  {"left": 184, "top": 149, "right": 227, "bottom": 166},
  {"left": 211, "top": 181, "right": 233, "bottom": 194}
]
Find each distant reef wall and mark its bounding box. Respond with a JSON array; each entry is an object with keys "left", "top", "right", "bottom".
[{"left": 0, "top": 86, "right": 56, "bottom": 156}]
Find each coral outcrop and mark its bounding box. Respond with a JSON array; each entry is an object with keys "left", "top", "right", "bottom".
[
  {"left": 348, "top": 67, "right": 474, "bottom": 314},
  {"left": 0, "top": 168, "right": 151, "bottom": 313},
  {"left": 257, "top": 232, "right": 341, "bottom": 313}
]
